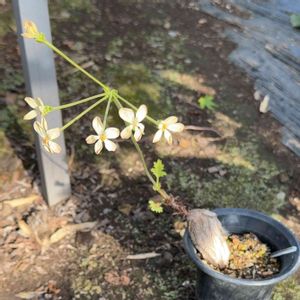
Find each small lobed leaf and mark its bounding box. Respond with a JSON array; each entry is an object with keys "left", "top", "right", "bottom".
[
  {"left": 198, "top": 95, "right": 217, "bottom": 111},
  {"left": 148, "top": 200, "right": 163, "bottom": 213},
  {"left": 151, "top": 159, "right": 167, "bottom": 179}
]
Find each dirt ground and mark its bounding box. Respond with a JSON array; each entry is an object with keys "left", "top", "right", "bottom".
[{"left": 1, "top": 0, "right": 300, "bottom": 299}]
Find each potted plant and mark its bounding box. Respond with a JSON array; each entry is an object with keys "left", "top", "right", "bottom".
[
  {"left": 21, "top": 21, "right": 300, "bottom": 298},
  {"left": 184, "top": 208, "right": 300, "bottom": 300}
]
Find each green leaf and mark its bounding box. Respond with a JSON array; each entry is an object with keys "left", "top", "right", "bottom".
[
  {"left": 148, "top": 200, "right": 163, "bottom": 213},
  {"left": 151, "top": 159, "right": 167, "bottom": 179},
  {"left": 290, "top": 14, "right": 300, "bottom": 28},
  {"left": 198, "top": 95, "right": 217, "bottom": 111}
]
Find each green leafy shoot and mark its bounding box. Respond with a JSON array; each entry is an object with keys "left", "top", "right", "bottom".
[
  {"left": 198, "top": 95, "right": 217, "bottom": 111},
  {"left": 151, "top": 159, "right": 167, "bottom": 191},
  {"left": 290, "top": 14, "right": 300, "bottom": 28}
]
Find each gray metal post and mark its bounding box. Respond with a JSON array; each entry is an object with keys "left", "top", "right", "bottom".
[{"left": 13, "top": 0, "right": 71, "bottom": 206}]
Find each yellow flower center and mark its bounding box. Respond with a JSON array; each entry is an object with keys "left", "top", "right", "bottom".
[
  {"left": 43, "top": 136, "right": 50, "bottom": 145},
  {"left": 132, "top": 118, "right": 138, "bottom": 128},
  {"left": 100, "top": 133, "right": 107, "bottom": 142},
  {"left": 161, "top": 122, "right": 168, "bottom": 131}
]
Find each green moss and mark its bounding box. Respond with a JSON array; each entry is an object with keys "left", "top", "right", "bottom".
[
  {"left": 273, "top": 277, "right": 300, "bottom": 300},
  {"left": 0, "top": 7, "right": 14, "bottom": 39},
  {"left": 105, "top": 63, "right": 172, "bottom": 118},
  {"left": 0, "top": 67, "right": 24, "bottom": 94},
  {"left": 166, "top": 139, "right": 285, "bottom": 213}
]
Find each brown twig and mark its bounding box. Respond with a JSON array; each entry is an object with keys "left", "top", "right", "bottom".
[{"left": 184, "top": 125, "right": 221, "bottom": 136}]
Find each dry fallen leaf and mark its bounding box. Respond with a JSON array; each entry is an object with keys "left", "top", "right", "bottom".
[
  {"left": 174, "top": 220, "right": 186, "bottom": 237},
  {"left": 3, "top": 195, "right": 40, "bottom": 208},
  {"left": 15, "top": 291, "right": 43, "bottom": 299},
  {"left": 259, "top": 95, "right": 270, "bottom": 113},
  {"left": 118, "top": 203, "right": 133, "bottom": 216},
  {"left": 18, "top": 220, "right": 34, "bottom": 238}
]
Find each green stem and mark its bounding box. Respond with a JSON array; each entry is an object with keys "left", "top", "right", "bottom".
[
  {"left": 131, "top": 136, "right": 156, "bottom": 185},
  {"left": 53, "top": 93, "right": 105, "bottom": 111},
  {"left": 103, "top": 94, "right": 113, "bottom": 128},
  {"left": 62, "top": 96, "right": 107, "bottom": 131},
  {"left": 43, "top": 40, "right": 109, "bottom": 92},
  {"left": 114, "top": 98, "right": 156, "bottom": 185},
  {"left": 117, "top": 94, "right": 159, "bottom": 126}
]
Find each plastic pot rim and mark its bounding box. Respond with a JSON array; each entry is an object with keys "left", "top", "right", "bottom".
[{"left": 183, "top": 208, "right": 300, "bottom": 286}]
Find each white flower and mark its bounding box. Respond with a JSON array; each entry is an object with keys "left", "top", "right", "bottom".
[
  {"left": 23, "top": 97, "right": 45, "bottom": 120},
  {"left": 33, "top": 117, "right": 61, "bottom": 154},
  {"left": 118, "top": 105, "right": 147, "bottom": 142},
  {"left": 153, "top": 116, "right": 184, "bottom": 145},
  {"left": 21, "top": 20, "right": 39, "bottom": 39},
  {"left": 86, "top": 116, "right": 120, "bottom": 154}
]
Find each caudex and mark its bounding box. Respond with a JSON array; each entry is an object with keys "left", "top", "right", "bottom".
[{"left": 21, "top": 20, "right": 230, "bottom": 268}]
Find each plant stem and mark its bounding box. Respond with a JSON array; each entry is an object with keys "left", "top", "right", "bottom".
[
  {"left": 103, "top": 94, "right": 113, "bottom": 128},
  {"left": 114, "top": 99, "right": 156, "bottom": 185},
  {"left": 43, "top": 39, "right": 159, "bottom": 128},
  {"left": 43, "top": 40, "right": 109, "bottom": 92},
  {"left": 62, "top": 96, "right": 107, "bottom": 131},
  {"left": 52, "top": 93, "right": 105, "bottom": 111},
  {"left": 117, "top": 94, "right": 159, "bottom": 126},
  {"left": 131, "top": 136, "right": 156, "bottom": 185}
]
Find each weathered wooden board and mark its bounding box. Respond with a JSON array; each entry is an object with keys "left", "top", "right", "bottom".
[
  {"left": 198, "top": 0, "right": 300, "bottom": 155},
  {"left": 13, "top": 0, "right": 71, "bottom": 205}
]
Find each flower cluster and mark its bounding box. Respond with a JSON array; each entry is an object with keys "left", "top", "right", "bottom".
[
  {"left": 23, "top": 97, "right": 61, "bottom": 154},
  {"left": 24, "top": 97, "right": 184, "bottom": 155}
]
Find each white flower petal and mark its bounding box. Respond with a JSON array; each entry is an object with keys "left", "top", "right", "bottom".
[
  {"left": 86, "top": 135, "right": 99, "bottom": 144},
  {"left": 134, "top": 127, "right": 142, "bottom": 141},
  {"left": 105, "top": 127, "right": 120, "bottom": 139},
  {"left": 136, "top": 105, "right": 147, "bottom": 122},
  {"left": 120, "top": 126, "right": 132, "bottom": 139},
  {"left": 164, "top": 116, "right": 178, "bottom": 125},
  {"left": 119, "top": 108, "right": 135, "bottom": 123},
  {"left": 33, "top": 121, "right": 46, "bottom": 138},
  {"left": 48, "top": 141, "right": 61, "bottom": 154},
  {"left": 259, "top": 95, "right": 270, "bottom": 113},
  {"left": 41, "top": 117, "right": 48, "bottom": 131},
  {"left": 137, "top": 123, "right": 145, "bottom": 134},
  {"left": 43, "top": 143, "right": 51, "bottom": 153},
  {"left": 164, "top": 129, "right": 172, "bottom": 145},
  {"left": 23, "top": 110, "right": 37, "bottom": 120},
  {"left": 153, "top": 129, "right": 163, "bottom": 143},
  {"left": 104, "top": 140, "right": 117, "bottom": 152},
  {"left": 168, "top": 123, "right": 184, "bottom": 133},
  {"left": 35, "top": 97, "right": 44, "bottom": 107},
  {"left": 94, "top": 140, "right": 103, "bottom": 154},
  {"left": 47, "top": 128, "right": 60, "bottom": 140},
  {"left": 24, "top": 97, "right": 38, "bottom": 108},
  {"left": 92, "top": 116, "right": 103, "bottom": 135}
]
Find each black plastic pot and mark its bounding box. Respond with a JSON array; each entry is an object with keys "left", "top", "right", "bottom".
[{"left": 184, "top": 208, "right": 300, "bottom": 300}]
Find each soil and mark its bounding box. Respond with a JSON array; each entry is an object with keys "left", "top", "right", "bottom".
[
  {"left": 1, "top": 0, "right": 300, "bottom": 299},
  {"left": 201, "top": 233, "right": 280, "bottom": 280}
]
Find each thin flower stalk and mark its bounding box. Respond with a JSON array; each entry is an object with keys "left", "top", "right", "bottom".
[
  {"left": 52, "top": 93, "right": 105, "bottom": 111},
  {"left": 103, "top": 94, "right": 113, "bottom": 129},
  {"left": 42, "top": 40, "right": 109, "bottom": 92},
  {"left": 62, "top": 96, "right": 107, "bottom": 131}
]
